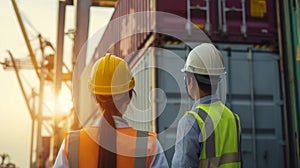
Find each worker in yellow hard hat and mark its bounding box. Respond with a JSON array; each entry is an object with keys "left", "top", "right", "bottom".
[
  {"left": 54, "top": 53, "right": 168, "bottom": 168},
  {"left": 172, "top": 43, "right": 242, "bottom": 168}
]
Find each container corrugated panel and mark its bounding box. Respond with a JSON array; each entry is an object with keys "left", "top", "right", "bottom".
[
  {"left": 156, "top": 0, "right": 277, "bottom": 44},
  {"left": 124, "top": 48, "right": 153, "bottom": 131},
  {"left": 155, "top": 45, "right": 193, "bottom": 164},
  {"left": 218, "top": 44, "right": 284, "bottom": 168},
  {"left": 93, "top": 0, "right": 153, "bottom": 60}
]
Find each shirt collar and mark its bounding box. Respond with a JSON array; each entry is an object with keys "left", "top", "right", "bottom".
[
  {"left": 112, "top": 115, "right": 130, "bottom": 128},
  {"left": 191, "top": 95, "right": 219, "bottom": 110},
  {"left": 94, "top": 115, "right": 130, "bottom": 128}
]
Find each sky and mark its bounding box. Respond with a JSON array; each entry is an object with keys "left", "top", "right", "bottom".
[{"left": 0, "top": 0, "right": 113, "bottom": 167}]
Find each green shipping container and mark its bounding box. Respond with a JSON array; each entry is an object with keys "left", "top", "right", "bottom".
[{"left": 281, "top": 0, "right": 300, "bottom": 167}]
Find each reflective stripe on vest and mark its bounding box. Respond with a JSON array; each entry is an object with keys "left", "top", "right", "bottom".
[
  {"left": 65, "top": 127, "right": 156, "bottom": 168},
  {"left": 184, "top": 101, "right": 241, "bottom": 168},
  {"left": 135, "top": 131, "right": 149, "bottom": 167},
  {"left": 68, "top": 131, "right": 80, "bottom": 168},
  {"left": 198, "top": 152, "right": 240, "bottom": 167}
]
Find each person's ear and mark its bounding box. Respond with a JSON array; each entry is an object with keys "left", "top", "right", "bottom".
[
  {"left": 186, "top": 76, "right": 191, "bottom": 85},
  {"left": 190, "top": 76, "right": 196, "bottom": 88}
]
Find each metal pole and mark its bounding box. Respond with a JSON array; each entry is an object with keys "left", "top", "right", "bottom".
[
  {"left": 73, "top": 0, "right": 92, "bottom": 70},
  {"left": 36, "top": 31, "right": 46, "bottom": 168},
  {"left": 151, "top": 47, "right": 156, "bottom": 132},
  {"left": 205, "top": 0, "right": 211, "bottom": 33},
  {"left": 222, "top": 0, "right": 227, "bottom": 33},
  {"left": 72, "top": 0, "right": 92, "bottom": 121},
  {"left": 186, "top": 0, "right": 192, "bottom": 36},
  {"left": 52, "top": 1, "right": 66, "bottom": 162},
  {"left": 29, "top": 89, "right": 36, "bottom": 168},
  {"left": 36, "top": 67, "right": 45, "bottom": 168},
  {"left": 248, "top": 48, "right": 257, "bottom": 168},
  {"left": 226, "top": 47, "right": 232, "bottom": 108},
  {"left": 276, "top": 0, "right": 293, "bottom": 167},
  {"left": 10, "top": 0, "right": 40, "bottom": 79},
  {"left": 55, "top": 1, "right": 66, "bottom": 97},
  {"left": 30, "top": 119, "right": 35, "bottom": 168},
  {"left": 218, "top": 0, "right": 223, "bottom": 31},
  {"left": 241, "top": 0, "right": 247, "bottom": 37}
]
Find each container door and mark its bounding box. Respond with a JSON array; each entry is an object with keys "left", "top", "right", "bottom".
[{"left": 219, "top": 44, "right": 284, "bottom": 168}]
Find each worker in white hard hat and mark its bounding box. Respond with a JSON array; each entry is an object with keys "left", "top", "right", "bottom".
[
  {"left": 54, "top": 53, "right": 168, "bottom": 168},
  {"left": 172, "top": 43, "right": 242, "bottom": 168}
]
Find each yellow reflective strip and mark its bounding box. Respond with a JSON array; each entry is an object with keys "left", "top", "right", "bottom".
[
  {"left": 184, "top": 111, "right": 206, "bottom": 141},
  {"left": 198, "top": 152, "right": 240, "bottom": 167},
  {"left": 184, "top": 111, "right": 208, "bottom": 159},
  {"left": 219, "top": 152, "right": 240, "bottom": 165}
]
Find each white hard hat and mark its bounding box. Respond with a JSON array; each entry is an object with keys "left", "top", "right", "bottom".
[{"left": 181, "top": 43, "right": 225, "bottom": 76}]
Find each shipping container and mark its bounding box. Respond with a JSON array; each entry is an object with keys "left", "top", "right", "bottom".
[
  {"left": 280, "top": 0, "right": 300, "bottom": 167},
  {"left": 157, "top": 0, "right": 278, "bottom": 44}
]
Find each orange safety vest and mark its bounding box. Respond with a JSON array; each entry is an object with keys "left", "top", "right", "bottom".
[{"left": 64, "top": 126, "right": 157, "bottom": 168}]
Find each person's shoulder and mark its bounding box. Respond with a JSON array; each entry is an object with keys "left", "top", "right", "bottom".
[
  {"left": 177, "top": 110, "right": 201, "bottom": 133},
  {"left": 136, "top": 129, "right": 157, "bottom": 138},
  {"left": 179, "top": 111, "right": 198, "bottom": 125}
]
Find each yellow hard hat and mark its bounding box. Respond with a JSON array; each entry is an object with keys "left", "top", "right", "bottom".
[{"left": 88, "top": 53, "right": 135, "bottom": 95}]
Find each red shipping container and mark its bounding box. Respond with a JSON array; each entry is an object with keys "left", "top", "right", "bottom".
[{"left": 156, "top": 0, "right": 277, "bottom": 44}]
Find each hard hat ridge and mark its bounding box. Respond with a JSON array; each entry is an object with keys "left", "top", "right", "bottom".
[
  {"left": 181, "top": 43, "right": 225, "bottom": 76},
  {"left": 88, "top": 53, "right": 135, "bottom": 95}
]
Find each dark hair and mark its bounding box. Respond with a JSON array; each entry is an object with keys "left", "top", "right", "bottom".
[
  {"left": 94, "top": 90, "right": 133, "bottom": 168},
  {"left": 186, "top": 72, "right": 219, "bottom": 95}
]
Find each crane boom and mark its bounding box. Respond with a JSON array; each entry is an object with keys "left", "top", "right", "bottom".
[{"left": 11, "top": 0, "right": 40, "bottom": 79}]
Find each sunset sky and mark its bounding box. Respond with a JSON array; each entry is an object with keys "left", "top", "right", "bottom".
[{"left": 0, "top": 1, "right": 113, "bottom": 167}]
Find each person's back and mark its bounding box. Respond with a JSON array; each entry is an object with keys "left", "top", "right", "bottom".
[
  {"left": 187, "top": 101, "right": 241, "bottom": 167},
  {"left": 172, "top": 43, "right": 241, "bottom": 168},
  {"left": 63, "top": 118, "right": 158, "bottom": 167},
  {"left": 54, "top": 53, "right": 168, "bottom": 168}
]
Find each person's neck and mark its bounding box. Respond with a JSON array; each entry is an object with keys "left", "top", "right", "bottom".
[{"left": 194, "top": 92, "right": 209, "bottom": 101}]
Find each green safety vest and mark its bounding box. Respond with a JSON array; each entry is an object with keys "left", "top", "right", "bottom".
[{"left": 185, "top": 101, "right": 241, "bottom": 168}]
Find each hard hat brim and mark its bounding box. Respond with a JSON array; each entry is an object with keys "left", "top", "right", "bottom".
[{"left": 88, "top": 77, "right": 135, "bottom": 95}]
